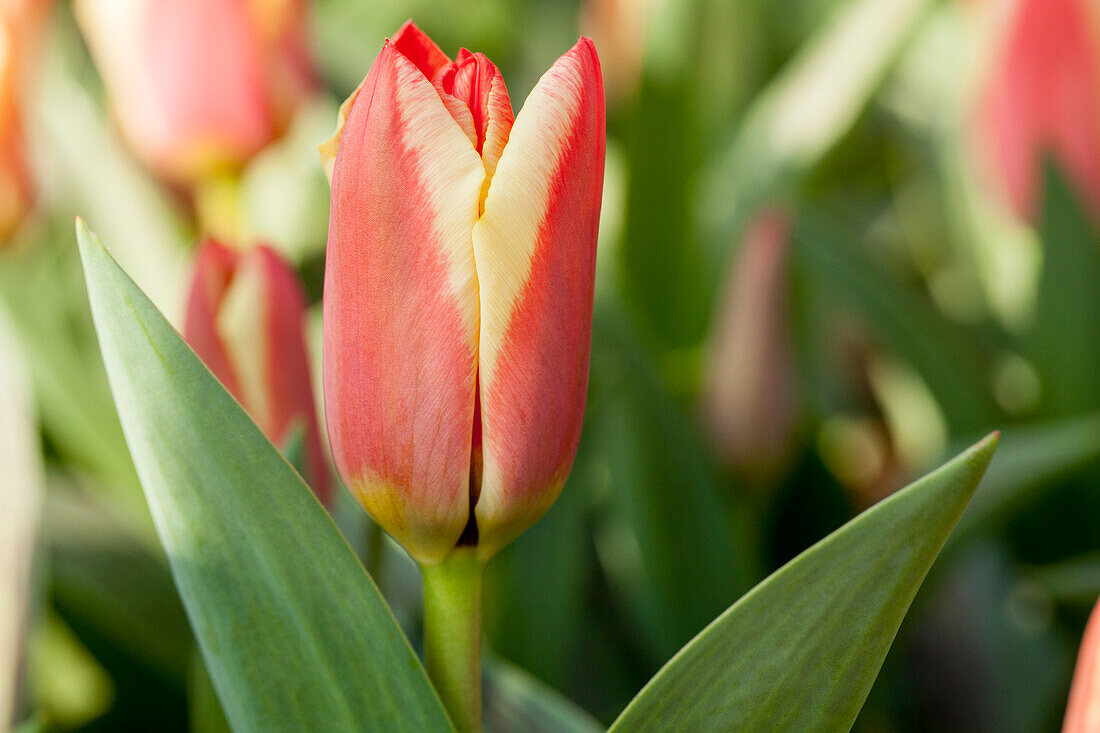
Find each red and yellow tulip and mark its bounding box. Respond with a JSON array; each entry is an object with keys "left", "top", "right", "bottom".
[
  {"left": 973, "top": 0, "right": 1100, "bottom": 220},
  {"left": 321, "top": 22, "right": 605, "bottom": 563},
  {"left": 75, "top": 0, "right": 315, "bottom": 184},
  {"left": 184, "top": 241, "right": 330, "bottom": 504}
]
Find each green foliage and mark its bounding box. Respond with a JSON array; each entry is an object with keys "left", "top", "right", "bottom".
[
  {"left": 75, "top": 221, "right": 452, "bottom": 732},
  {"left": 609, "top": 434, "right": 997, "bottom": 731}
]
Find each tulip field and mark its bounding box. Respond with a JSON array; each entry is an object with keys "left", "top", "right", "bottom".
[{"left": 4, "top": 0, "right": 1100, "bottom": 731}]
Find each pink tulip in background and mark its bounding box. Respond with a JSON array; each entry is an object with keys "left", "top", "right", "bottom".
[
  {"left": 1064, "top": 598, "right": 1100, "bottom": 731},
  {"left": 974, "top": 0, "right": 1100, "bottom": 221},
  {"left": 320, "top": 22, "right": 605, "bottom": 563},
  {"left": 75, "top": 0, "right": 315, "bottom": 184},
  {"left": 184, "top": 241, "right": 329, "bottom": 503},
  {"left": 703, "top": 207, "right": 795, "bottom": 479}
]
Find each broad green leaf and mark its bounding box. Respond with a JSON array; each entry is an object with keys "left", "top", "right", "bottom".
[
  {"left": 483, "top": 657, "right": 604, "bottom": 733},
  {"left": 1025, "top": 164, "right": 1100, "bottom": 417},
  {"left": 75, "top": 221, "right": 452, "bottom": 732},
  {"left": 609, "top": 433, "right": 998, "bottom": 732}
]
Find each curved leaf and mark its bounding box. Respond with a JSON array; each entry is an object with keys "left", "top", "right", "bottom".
[
  {"left": 75, "top": 221, "right": 452, "bottom": 732},
  {"left": 609, "top": 433, "right": 998, "bottom": 732}
]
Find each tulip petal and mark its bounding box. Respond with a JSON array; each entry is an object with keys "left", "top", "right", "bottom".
[
  {"left": 471, "top": 38, "right": 605, "bottom": 556},
  {"left": 392, "top": 20, "right": 451, "bottom": 80},
  {"left": 254, "top": 247, "right": 331, "bottom": 502},
  {"left": 324, "top": 42, "right": 485, "bottom": 562},
  {"left": 184, "top": 242, "right": 243, "bottom": 400},
  {"left": 977, "top": 0, "right": 1100, "bottom": 219}
]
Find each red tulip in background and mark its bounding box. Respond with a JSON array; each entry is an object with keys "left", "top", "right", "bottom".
[
  {"left": 1064, "top": 598, "right": 1100, "bottom": 731},
  {"left": 320, "top": 22, "right": 605, "bottom": 563},
  {"left": 703, "top": 207, "right": 795, "bottom": 479},
  {"left": 0, "top": 0, "right": 49, "bottom": 242},
  {"left": 184, "top": 241, "right": 329, "bottom": 503},
  {"left": 974, "top": 0, "right": 1100, "bottom": 221},
  {"left": 75, "top": 0, "right": 315, "bottom": 184}
]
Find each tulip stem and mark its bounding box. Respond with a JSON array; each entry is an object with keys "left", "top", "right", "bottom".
[{"left": 420, "top": 552, "right": 485, "bottom": 733}]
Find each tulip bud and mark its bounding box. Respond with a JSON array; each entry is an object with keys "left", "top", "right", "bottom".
[
  {"left": 973, "top": 0, "right": 1100, "bottom": 221},
  {"left": 702, "top": 207, "right": 795, "bottom": 480},
  {"left": 75, "top": 0, "right": 315, "bottom": 184},
  {"left": 184, "top": 240, "right": 330, "bottom": 503},
  {"left": 1064, "top": 597, "right": 1100, "bottom": 731},
  {"left": 321, "top": 22, "right": 604, "bottom": 563}
]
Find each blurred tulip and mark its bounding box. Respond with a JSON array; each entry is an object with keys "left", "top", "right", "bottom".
[
  {"left": 580, "top": 0, "right": 660, "bottom": 102},
  {"left": 702, "top": 207, "right": 796, "bottom": 480},
  {"left": 321, "top": 22, "right": 604, "bottom": 563},
  {"left": 1064, "top": 597, "right": 1100, "bottom": 731},
  {"left": 0, "top": 0, "right": 49, "bottom": 243},
  {"left": 973, "top": 0, "right": 1100, "bottom": 221},
  {"left": 75, "top": 0, "right": 315, "bottom": 184},
  {"left": 184, "top": 240, "right": 330, "bottom": 503}
]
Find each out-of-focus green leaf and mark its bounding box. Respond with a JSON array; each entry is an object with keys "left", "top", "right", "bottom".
[
  {"left": 608, "top": 433, "right": 998, "bottom": 732},
  {"left": 75, "top": 221, "right": 451, "bottom": 732},
  {"left": 589, "top": 309, "right": 756, "bottom": 666},
  {"left": 43, "top": 486, "right": 191, "bottom": 683},
  {"left": 0, "top": 226, "right": 142, "bottom": 505},
  {"left": 483, "top": 657, "right": 604, "bottom": 733},
  {"left": 949, "top": 413, "right": 1100, "bottom": 544},
  {"left": 189, "top": 651, "right": 231, "bottom": 733},
  {"left": 888, "top": 545, "right": 1071, "bottom": 732},
  {"left": 1028, "top": 552, "right": 1100, "bottom": 606},
  {"left": 1025, "top": 165, "right": 1100, "bottom": 417},
  {"left": 484, "top": 462, "right": 590, "bottom": 691},
  {"left": 700, "top": 0, "right": 933, "bottom": 256},
  {"left": 313, "top": 0, "right": 514, "bottom": 95},
  {"left": 793, "top": 212, "right": 1001, "bottom": 433},
  {"left": 616, "top": 1, "right": 708, "bottom": 351},
  {"left": 0, "top": 306, "right": 43, "bottom": 730}
]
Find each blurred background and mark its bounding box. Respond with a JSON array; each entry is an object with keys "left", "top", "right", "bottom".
[{"left": 3, "top": 0, "right": 1100, "bottom": 730}]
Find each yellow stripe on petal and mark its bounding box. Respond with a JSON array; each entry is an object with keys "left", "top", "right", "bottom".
[{"left": 472, "top": 42, "right": 595, "bottom": 385}]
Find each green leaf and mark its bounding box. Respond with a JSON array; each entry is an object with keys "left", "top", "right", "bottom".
[
  {"left": 792, "top": 212, "right": 1001, "bottom": 433},
  {"left": 588, "top": 310, "right": 757, "bottom": 666},
  {"left": 949, "top": 413, "right": 1100, "bottom": 543},
  {"left": 608, "top": 433, "right": 999, "bottom": 732},
  {"left": 75, "top": 220, "right": 452, "bottom": 732},
  {"left": 699, "top": 0, "right": 935, "bottom": 252},
  {"left": 1025, "top": 163, "right": 1100, "bottom": 417},
  {"left": 483, "top": 657, "right": 604, "bottom": 733}
]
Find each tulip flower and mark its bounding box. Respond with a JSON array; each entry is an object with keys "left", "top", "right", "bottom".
[
  {"left": 0, "top": 0, "right": 49, "bottom": 243},
  {"left": 321, "top": 23, "right": 603, "bottom": 730},
  {"left": 1064, "top": 597, "right": 1100, "bottom": 731},
  {"left": 973, "top": 0, "right": 1100, "bottom": 221},
  {"left": 75, "top": 0, "right": 315, "bottom": 184},
  {"left": 321, "top": 21, "right": 604, "bottom": 565},
  {"left": 184, "top": 240, "right": 330, "bottom": 504},
  {"left": 702, "top": 207, "right": 795, "bottom": 481}
]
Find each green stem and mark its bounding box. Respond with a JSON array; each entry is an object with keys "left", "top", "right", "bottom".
[{"left": 420, "top": 552, "right": 484, "bottom": 733}]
